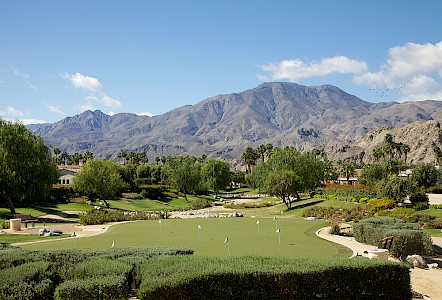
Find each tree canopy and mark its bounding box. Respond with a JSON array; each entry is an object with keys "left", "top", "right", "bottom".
[
  {"left": 201, "top": 159, "right": 231, "bottom": 195},
  {"left": 73, "top": 159, "right": 128, "bottom": 200},
  {"left": 163, "top": 156, "right": 203, "bottom": 200},
  {"left": 0, "top": 119, "right": 58, "bottom": 214},
  {"left": 248, "top": 147, "right": 324, "bottom": 209}
]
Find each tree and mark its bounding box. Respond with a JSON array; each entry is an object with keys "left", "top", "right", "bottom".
[
  {"left": 339, "top": 162, "right": 356, "bottom": 183},
  {"left": 53, "top": 147, "right": 61, "bottom": 165},
  {"left": 256, "top": 144, "right": 267, "bottom": 163},
  {"left": 377, "top": 176, "right": 415, "bottom": 203},
  {"left": 249, "top": 147, "right": 324, "bottom": 209},
  {"left": 163, "top": 156, "right": 203, "bottom": 200},
  {"left": 433, "top": 145, "right": 442, "bottom": 165},
  {"left": 411, "top": 163, "right": 441, "bottom": 189},
  {"left": 202, "top": 159, "right": 231, "bottom": 195},
  {"left": 117, "top": 150, "right": 127, "bottom": 164},
  {"left": 241, "top": 147, "right": 257, "bottom": 174},
  {"left": 73, "top": 159, "right": 128, "bottom": 201},
  {"left": 82, "top": 151, "right": 94, "bottom": 163},
  {"left": 0, "top": 119, "right": 59, "bottom": 214},
  {"left": 265, "top": 170, "right": 302, "bottom": 210},
  {"left": 358, "top": 163, "right": 388, "bottom": 186},
  {"left": 60, "top": 151, "right": 69, "bottom": 166}
]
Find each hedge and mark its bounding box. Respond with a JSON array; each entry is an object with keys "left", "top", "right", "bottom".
[
  {"left": 78, "top": 209, "right": 159, "bottom": 225},
  {"left": 0, "top": 261, "right": 56, "bottom": 300},
  {"left": 54, "top": 275, "right": 128, "bottom": 300},
  {"left": 138, "top": 256, "right": 411, "bottom": 300},
  {"left": 353, "top": 217, "right": 433, "bottom": 257}
]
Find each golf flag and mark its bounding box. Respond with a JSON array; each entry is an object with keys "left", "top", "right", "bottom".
[
  {"left": 224, "top": 237, "right": 229, "bottom": 243},
  {"left": 198, "top": 225, "right": 202, "bottom": 229},
  {"left": 276, "top": 228, "right": 280, "bottom": 233},
  {"left": 111, "top": 241, "right": 115, "bottom": 248},
  {"left": 159, "top": 220, "right": 162, "bottom": 224},
  {"left": 256, "top": 220, "right": 260, "bottom": 225}
]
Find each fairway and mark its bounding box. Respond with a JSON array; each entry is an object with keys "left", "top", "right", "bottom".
[{"left": 20, "top": 218, "right": 352, "bottom": 258}]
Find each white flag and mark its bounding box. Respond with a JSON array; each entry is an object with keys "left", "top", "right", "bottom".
[
  {"left": 256, "top": 220, "right": 260, "bottom": 225},
  {"left": 224, "top": 237, "right": 229, "bottom": 243},
  {"left": 111, "top": 241, "right": 115, "bottom": 248},
  {"left": 276, "top": 229, "right": 280, "bottom": 233},
  {"left": 198, "top": 225, "right": 202, "bottom": 229},
  {"left": 159, "top": 220, "right": 162, "bottom": 224},
  {"left": 273, "top": 217, "right": 276, "bottom": 220}
]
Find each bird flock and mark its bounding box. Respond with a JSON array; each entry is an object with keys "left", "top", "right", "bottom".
[{"left": 368, "top": 85, "right": 406, "bottom": 98}]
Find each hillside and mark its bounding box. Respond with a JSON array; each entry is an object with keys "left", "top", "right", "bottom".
[{"left": 32, "top": 82, "right": 442, "bottom": 162}]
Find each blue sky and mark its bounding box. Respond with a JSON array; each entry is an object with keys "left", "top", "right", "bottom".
[{"left": 1, "top": 0, "right": 441, "bottom": 124}]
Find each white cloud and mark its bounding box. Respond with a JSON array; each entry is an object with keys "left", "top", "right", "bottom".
[
  {"left": 0, "top": 106, "right": 24, "bottom": 118},
  {"left": 257, "top": 56, "right": 367, "bottom": 82},
  {"left": 63, "top": 72, "right": 123, "bottom": 112},
  {"left": 62, "top": 72, "right": 102, "bottom": 92},
  {"left": 138, "top": 112, "right": 153, "bottom": 117},
  {"left": 46, "top": 104, "right": 67, "bottom": 116},
  {"left": 101, "top": 95, "right": 121, "bottom": 109},
  {"left": 258, "top": 41, "right": 442, "bottom": 102}
]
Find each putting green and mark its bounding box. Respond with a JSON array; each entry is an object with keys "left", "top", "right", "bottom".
[{"left": 20, "top": 218, "right": 351, "bottom": 258}]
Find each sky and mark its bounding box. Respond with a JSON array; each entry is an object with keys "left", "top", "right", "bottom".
[{"left": 1, "top": 0, "right": 442, "bottom": 125}]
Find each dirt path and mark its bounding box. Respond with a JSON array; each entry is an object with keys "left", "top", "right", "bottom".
[{"left": 316, "top": 227, "right": 442, "bottom": 299}]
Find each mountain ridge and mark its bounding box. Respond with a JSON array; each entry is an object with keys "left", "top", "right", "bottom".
[{"left": 31, "top": 82, "right": 442, "bottom": 163}]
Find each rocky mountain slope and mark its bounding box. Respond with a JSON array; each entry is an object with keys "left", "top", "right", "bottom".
[
  {"left": 327, "top": 120, "right": 442, "bottom": 165},
  {"left": 32, "top": 82, "right": 442, "bottom": 163}
]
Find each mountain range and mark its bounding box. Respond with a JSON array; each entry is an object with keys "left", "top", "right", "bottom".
[{"left": 32, "top": 82, "right": 442, "bottom": 164}]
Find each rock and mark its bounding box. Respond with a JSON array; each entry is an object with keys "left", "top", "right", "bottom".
[
  {"left": 428, "top": 263, "right": 439, "bottom": 269},
  {"left": 38, "top": 228, "right": 48, "bottom": 236},
  {"left": 406, "top": 255, "right": 428, "bottom": 269},
  {"left": 51, "top": 229, "right": 63, "bottom": 235},
  {"left": 49, "top": 232, "right": 61, "bottom": 236},
  {"left": 306, "top": 217, "right": 316, "bottom": 220},
  {"left": 230, "top": 212, "right": 243, "bottom": 218}
]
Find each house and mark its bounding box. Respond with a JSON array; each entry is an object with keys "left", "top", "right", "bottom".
[{"left": 57, "top": 166, "right": 81, "bottom": 185}]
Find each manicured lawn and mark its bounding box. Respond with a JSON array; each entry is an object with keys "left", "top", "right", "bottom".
[
  {"left": 425, "top": 228, "right": 442, "bottom": 238},
  {"left": 20, "top": 218, "right": 352, "bottom": 258},
  {"left": 418, "top": 208, "right": 442, "bottom": 218},
  {"left": 0, "top": 233, "right": 69, "bottom": 244},
  {"left": 0, "top": 203, "right": 94, "bottom": 220}
]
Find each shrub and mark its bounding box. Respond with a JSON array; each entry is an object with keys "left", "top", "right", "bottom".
[
  {"left": 430, "top": 218, "right": 442, "bottom": 229},
  {"left": 54, "top": 275, "right": 128, "bottom": 300},
  {"left": 353, "top": 217, "right": 432, "bottom": 257},
  {"left": 414, "top": 201, "right": 430, "bottom": 211},
  {"left": 429, "top": 204, "right": 442, "bottom": 209},
  {"left": 190, "top": 198, "right": 211, "bottom": 210},
  {"left": 140, "top": 185, "right": 166, "bottom": 199},
  {"left": 368, "top": 198, "right": 396, "bottom": 212},
  {"left": 137, "top": 256, "right": 411, "bottom": 300},
  {"left": 428, "top": 186, "right": 442, "bottom": 194},
  {"left": 78, "top": 209, "right": 159, "bottom": 225},
  {"left": 0, "top": 261, "right": 56, "bottom": 300},
  {"left": 329, "top": 223, "right": 341, "bottom": 235}
]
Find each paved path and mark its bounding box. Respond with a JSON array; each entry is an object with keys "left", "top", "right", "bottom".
[{"left": 316, "top": 226, "right": 442, "bottom": 299}]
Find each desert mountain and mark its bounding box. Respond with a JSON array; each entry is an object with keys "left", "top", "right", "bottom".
[
  {"left": 327, "top": 120, "right": 442, "bottom": 165},
  {"left": 32, "top": 82, "right": 442, "bottom": 163}
]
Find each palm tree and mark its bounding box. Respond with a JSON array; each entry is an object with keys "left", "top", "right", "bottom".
[
  {"left": 83, "top": 151, "right": 94, "bottom": 163},
  {"left": 60, "top": 151, "right": 69, "bottom": 166},
  {"left": 257, "top": 144, "right": 267, "bottom": 162},
  {"left": 53, "top": 147, "right": 61, "bottom": 165},
  {"left": 241, "top": 147, "right": 257, "bottom": 174},
  {"left": 266, "top": 143, "right": 274, "bottom": 159},
  {"left": 155, "top": 156, "right": 160, "bottom": 164},
  {"left": 401, "top": 144, "right": 410, "bottom": 163},
  {"left": 137, "top": 151, "right": 148, "bottom": 164},
  {"left": 339, "top": 162, "right": 356, "bottom": 184},
  {"left": 117, "top": 150, "right": 127, "bottom": 164}
]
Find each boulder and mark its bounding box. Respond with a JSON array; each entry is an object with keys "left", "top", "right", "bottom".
[
  {"left": 406, "top": 255, "right": 428, "bottom": 269},
  {"left": 38, "top": 228, "right": 48, "bottom": 236},
  {"left": 428, "top": 263, "right": 439, "bottom": 269}
]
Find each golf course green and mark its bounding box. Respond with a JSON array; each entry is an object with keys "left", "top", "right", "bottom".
[{"left": 20, "top": 218, "right": 352, "bottom": 258}]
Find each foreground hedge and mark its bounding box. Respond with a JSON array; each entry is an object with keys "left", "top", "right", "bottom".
[
  {"left": 353, "top": 217, "right": 433, "bottom": 257},
  {"left": 0, "top": 261, "right": 56, "bottom": 300},
  {"left": 138, "top": 256, "right": 411, "bottom": 300},
  {"left": 0, "top": 247, "right": 194, "bottom": 300}
]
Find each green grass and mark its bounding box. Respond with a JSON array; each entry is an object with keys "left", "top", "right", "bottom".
[
  {"left": 0, "top": 233, "right": 70, "bottom": 243},
  {"left": 418, "top": 208, "right": 442, "bottom": 218},
  {"left": 425, "top": 228, "right": 442, "bottom": 237},
  {"left": 20, "top": 218, "right": 352, "bottom": 258}
]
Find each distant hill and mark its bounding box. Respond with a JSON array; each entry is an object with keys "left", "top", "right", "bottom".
[{"left": 31, "top": 82, "right": 442, "bottom": 163}]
